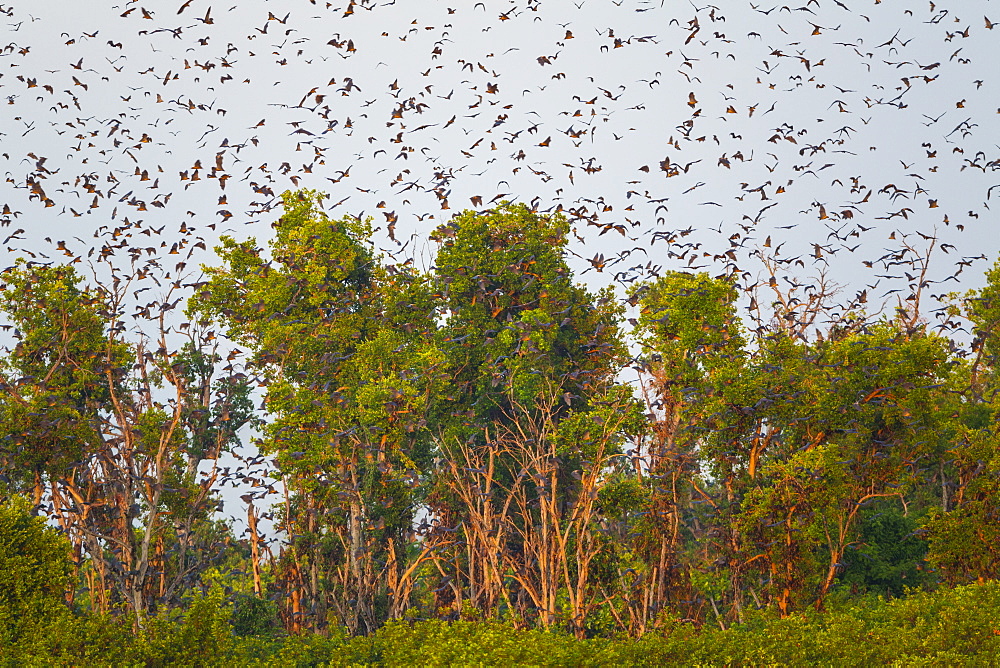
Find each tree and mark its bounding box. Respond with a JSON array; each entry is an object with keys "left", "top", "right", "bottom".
[
  {"left": 736, "top": 322, "right": 952, "bottom": 612},
  {"left": 631, "top": 268, "right": 955, "bottom": 622},
  {"left": 191, "top": 190, "right": 443, "bottom": 634},
  {"left": 0, "top": 261, "right": 129, "bottom": 505},
  {"left": 923, "top": 256, "right": 1000, "bottom": 584},
  {"left": 0, "top": 259, "right": 252, "bottom": 625},
  {"left": 426, "top": 203, "right": 640, "bottom": 635},
  {"left": 629, "top": 271, "right": 747, "bottom": 630}
]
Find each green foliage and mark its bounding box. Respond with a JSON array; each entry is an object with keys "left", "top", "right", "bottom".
[
  {"left": 597, "top": 475, "right": 647, "bottom": 518},
  {"left": 192, "top": 189, "right": 443, "bottom": 633},
  {"left": 231, "top": 593, "right": 281, "bottom": 638},
  {"left": 277, "top": 582, "right": 1000, "bottom": 665},
  {"left": 0, "top": 258, "right": 254, "bottom": 623},
  {"left": 2, "top": 611, "right": 137, "bottom": 665},
  {"left": 0, "top": 261, "right": 131, "bottom": 487},
  {"left": 432, "top": 201, "right": 630, "bottom": 430},
  {"left": 923, "top": 472, "right": 1000, "bottom": 585},
  {"left": 0, "top": 495, "right": 73, "bottom": 648},
  {"left": 139, "top": 587, "right": 235, "bottom": 667},
  {"left": 367, "top": 619, "right": 621, "bottom": 666},
  {"left": 922, "top": 257, "right": 1000, "bottom": 586},
  {"left": 839, "top": 505, "right": 934, "bottom": 596},
  {"left": 631, "top": 270, "right": 746, "bottom": 380}
]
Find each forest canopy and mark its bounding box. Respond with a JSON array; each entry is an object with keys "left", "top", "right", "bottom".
[{"left": 1, "top": 193, "right": 999, "bottom": 663}]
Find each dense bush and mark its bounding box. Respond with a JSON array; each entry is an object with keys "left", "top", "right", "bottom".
[
  {"left": 2, "top": 577, "right": 999, "bottom": 664},
  {"left": 345, "top": 583, "right": 1000, "bottom": 666},
  {"left": 4, "top": 582, "right": 1000, "bottom": 666},
  {"left": 0, "top": 496, "right": 73, "bottom": 650}
]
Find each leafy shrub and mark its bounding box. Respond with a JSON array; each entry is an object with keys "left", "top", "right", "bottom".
[
  {"left": 231, "top": 592, "right": 281, "bottom": 637},
  {"left": 839, "top": 505, "right": 934, "bottom": 596},
  {"left": 139, "top": 587, "right": 235, "bottom": 667},
  {"left": 0, "top": 495, "right": 73, "bottom": 650}
]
